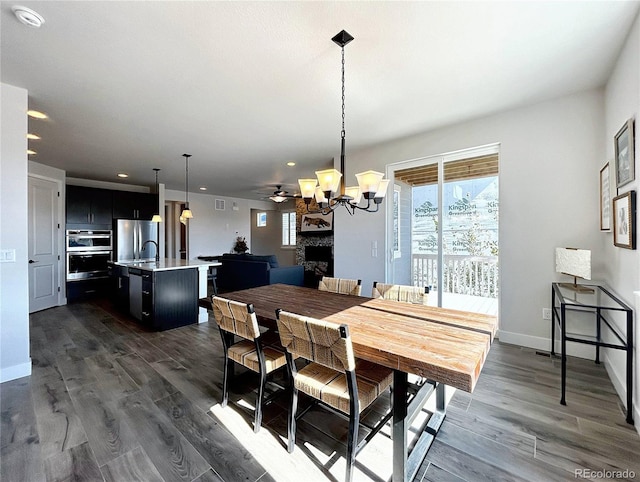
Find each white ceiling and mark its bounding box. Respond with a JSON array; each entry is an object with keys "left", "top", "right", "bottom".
[{"left": 2, "top": 1, "right": 639, "bottom": 200}]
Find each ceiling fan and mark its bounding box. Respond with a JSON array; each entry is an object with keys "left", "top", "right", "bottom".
[{"left": 260, "top": 185, "right": 300, "bottom": 203}]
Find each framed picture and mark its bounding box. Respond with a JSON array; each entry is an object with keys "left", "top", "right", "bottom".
[
  {"left": 300, "top": 212, "right": 334, "bottom": 234},
  {"left": 600, "top": 162, "right": 612, "bottom": 231},
  {"left": 615, "top": 118, "right": 635, "bottom": 188},
  {"left": 613, "top": 191, "right": 636, "bottom": 249}
]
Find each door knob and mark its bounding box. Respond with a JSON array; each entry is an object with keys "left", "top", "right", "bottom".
[{"left": 29, "top": 259, "right": 39, "bottom": 264}]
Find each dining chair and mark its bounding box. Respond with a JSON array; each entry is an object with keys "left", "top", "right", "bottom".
[
  {"left": 318, "top": 276, "right": 362, "bottom": 296},
  {"left": 275, "top": 309, "right": 393, "bottom": 482},
  {"left": 371, "top": 281, "right": 430, "bottom": 304},
  {"left": 212, "top": 295, "right": 288, "bottom": 433}
]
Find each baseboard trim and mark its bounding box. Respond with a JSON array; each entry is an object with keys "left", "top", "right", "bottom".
[
  {"left": 497, "top": 330, "right": 596, "bottom": 359},
  {"left": 0, "top": 360, "right": 32, "bottom": 383}
]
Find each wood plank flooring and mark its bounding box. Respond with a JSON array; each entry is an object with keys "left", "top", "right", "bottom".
[{"left": 1, "top": 298, "right": 639, "bottom": 481}]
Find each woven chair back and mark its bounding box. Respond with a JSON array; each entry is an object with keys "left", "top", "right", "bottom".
[
  {"left": 372, "top": 282, "right": 428, "bottom": 305},
  {"left": 212, "top": 296, "right": 260, "bottom": 340},
  {"left": 318, "top": 276, "right": 362, "bottom": 296},
  {"left": 276, "top": 310, "right": 355, "bottom": 372}
]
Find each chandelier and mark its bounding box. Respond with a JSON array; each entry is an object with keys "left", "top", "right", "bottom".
[{"left": 298, "top": 30, "right": 389, "bottom": 216}]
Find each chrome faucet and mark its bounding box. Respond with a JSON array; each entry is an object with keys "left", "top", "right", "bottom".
[{"left": 142, "top": 240, "right": 160, "bottom": 264}]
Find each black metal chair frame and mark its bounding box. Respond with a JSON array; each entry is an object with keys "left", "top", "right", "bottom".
[
  {"left": 279, "top": 314, "right": 392, "bottom": 482},
  {"left": 217, "top": 303, "right": 285, "bottom": 433}
]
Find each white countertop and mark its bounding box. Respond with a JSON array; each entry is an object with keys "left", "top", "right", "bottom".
[{"left": 111, "top": 259, "right": 221, "bottom": 272}]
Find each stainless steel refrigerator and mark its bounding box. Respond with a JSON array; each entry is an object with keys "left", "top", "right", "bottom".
[{"left": 114, "top": 219, "right": 158, "bottom": 261}]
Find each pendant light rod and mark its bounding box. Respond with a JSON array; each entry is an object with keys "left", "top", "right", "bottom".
[
  {"left": 153, "top": 168, "right": 161, "bottom": 194},
  {"left": 151, "top": 168, "right": 163, "bottom": 223},
  {"left": 181, "top": 154, "right": 193, "bottom": 219}
]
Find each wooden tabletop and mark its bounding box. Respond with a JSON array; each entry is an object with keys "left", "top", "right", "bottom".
[{"left": 220, "top": 284, "right": 497, "bottom": 393}]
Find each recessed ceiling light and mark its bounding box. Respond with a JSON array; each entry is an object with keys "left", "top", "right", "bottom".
[
  {"left": 117, "top": 173, "right": 128, "bottom": 178},
  {"left": 199, "top": 187, "right": 207, "bottom": 191},
  {"left": 287, "top": 162, "right": 296, "bottom": 167},
  {"left": 12, "top": 5, "right": 45, "bottom": 28},
  {"left": 27, "top": 110, "right": 48, "bottom": 119},
  {"left": 27, "top": 133, "right": 40, "bottom": 140},
  {"left": 27, "top": 149, "right": 37, "bottom": 155}
]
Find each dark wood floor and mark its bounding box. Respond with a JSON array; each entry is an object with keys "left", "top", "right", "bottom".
[{"left": 2, "top": 299, "right": 639, "bottom": 482}]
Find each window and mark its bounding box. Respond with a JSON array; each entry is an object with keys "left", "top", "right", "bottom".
[
  {"left": 282, "top": 211, "right": 296, "bottom": 246},
  {"left": 257, "top": 212, "right": 267, "bottom": 227}
]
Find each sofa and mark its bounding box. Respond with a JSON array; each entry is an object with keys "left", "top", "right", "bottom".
[{"left": 216, "top": 253, "right": 304, "bottom": 292}]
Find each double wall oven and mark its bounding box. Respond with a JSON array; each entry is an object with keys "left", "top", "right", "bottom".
[{"left": 66, "top": 230, "right": 113, "bottom": 281}]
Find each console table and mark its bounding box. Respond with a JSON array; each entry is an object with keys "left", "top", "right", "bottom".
[{"left": 551, "top": 282, "right": 633, "bottom": 424}]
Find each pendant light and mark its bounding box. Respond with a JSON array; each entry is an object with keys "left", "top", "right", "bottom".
[
  {"left": 151, "top": 168, "right": 163, "bottom": 223},
  {"left": 181, "top": 154, "right": 193, "bottom": 219},
  {"left": 298, "top": 30, "right": 389, "bottom": 216}
]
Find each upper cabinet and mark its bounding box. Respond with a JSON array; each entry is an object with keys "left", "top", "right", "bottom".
[
  {"left": 66, "top": 186, "right": 113, "bottom": 228},
  {"left": 112, "top": 191, "right": 158, "bottom": 220},
  {"left": 66, "top": 186, "right": 159, "bottom": 227}
]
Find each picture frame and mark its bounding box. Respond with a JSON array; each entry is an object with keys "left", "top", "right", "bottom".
[
  {"left": 600, "top": 162, "right": 612, "bottom": 231},
  {"left": 613, "top": 191, "right": 636, "bottom": 249},
  {"left": 614, "top": 118, "right": 635, "bottom": 189},
  {"left": 300, "top": 212, "right": 334, "bottom": 234}
]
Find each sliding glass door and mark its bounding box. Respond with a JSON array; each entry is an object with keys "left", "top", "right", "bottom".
[{"left": 386, "top": 145, "right": 499, "bottom": 315}]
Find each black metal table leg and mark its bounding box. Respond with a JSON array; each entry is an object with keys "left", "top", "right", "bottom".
[
  {"left": 551, "top": 285, "right": 556, "bottom": 356},
  {"left": 392, "top": 370, "right": 408, "bottom": 481},
  {"left": 595, "top": 307, "right": 601, "bottom": 364},
  {"left": 627, "top": 310, "right": 634, "bottom": 424},
  {"left": 561, "top": 304, "right": 566, "bottom": 406}
]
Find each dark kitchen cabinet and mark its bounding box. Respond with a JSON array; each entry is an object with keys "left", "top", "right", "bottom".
[
  {"left": 66, "top": 186, "right": 113, "bottom": 228},
  {"left": 66, "top": 278, "right": 109, "bottom": 302},
  {"left": 112, "top": 191, "right": 158, "bottom": 220},
  {"left": 119, "top": 267, "right": 198, "bottom": 331},
  {"left": 108, "top": 264, "right": 129, "bottom": 313}
]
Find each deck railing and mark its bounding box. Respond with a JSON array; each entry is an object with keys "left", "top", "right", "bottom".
[{"left": 412, "top": 254, "right": 499, "bottom": 298}]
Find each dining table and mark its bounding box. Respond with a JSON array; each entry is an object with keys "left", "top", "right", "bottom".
[{"left": 217, "top": 284, "right": 497, "bottom": 482}]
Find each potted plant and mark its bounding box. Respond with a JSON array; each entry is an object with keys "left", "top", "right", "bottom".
[{"left": 233, "top": 236, "right": 248, "bottom": 253}]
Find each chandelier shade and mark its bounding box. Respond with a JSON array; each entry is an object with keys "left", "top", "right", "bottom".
[
  {"left": 297, "top": 30, "right": 388, "bottom": 216},
  {"left": 298, "top": 179, "right": 318, "bottom": 199}
]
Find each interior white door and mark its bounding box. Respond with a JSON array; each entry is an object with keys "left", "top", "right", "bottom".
[{"left": 28, "top": 176, "right": 60, "bottom": 312}]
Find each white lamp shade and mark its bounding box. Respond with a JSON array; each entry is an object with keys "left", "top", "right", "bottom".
[
  {"left": 298, "top": 178, "right": 317, "bottom": 199},
  {"left": 151, "top": 214, "right": 163, "bottom": 223},
  {"left": 355, "top": 170, "right": 384, "bottom": 194},
  {"left": 374, "top": 179, "right": 390, "bottom": 199},
  {"left": 269, "top": 195, "right": 288, "bottom": 203},
  {"left": 555, "top": 247, "right": 591, "bottom": 280},
  {"left": 314, "top": 186, "right": 328, "bottom": 203},
  {"left": 181, "top": 208, "right": 193, "bottom": 219},
  {"left": 315, "top": 169, "right": 342, "bottom": 193},
  {"left": 344, "top": 186, "right": 362, "bottom": 205}
]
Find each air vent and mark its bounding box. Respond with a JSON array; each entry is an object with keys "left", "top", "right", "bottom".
[{"left": 215, "top": 199, "right": 226, "bottom": 211}]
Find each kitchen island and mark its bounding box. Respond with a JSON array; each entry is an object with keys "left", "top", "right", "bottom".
[{"left": 109, "top": 259, "right": 220, "bottom": 330}]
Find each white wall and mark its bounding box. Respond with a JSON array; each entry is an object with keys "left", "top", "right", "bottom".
[
  {"left": 603, "top": 11, "right": 640, "bottom": 430},
  {"left": 250, "top": 208, "right": 297, "bottom": 266},
  {"left": 1, "top": 83, "right": 30, "bottom": 382},
  {"left": 335, "top": 88, "right": 605, "bottom": 351},
  {"left": 28, "top": 161, "right": 67, "bottom": 306},
  {"left": 165, "top": 189, "right": 272, "bottom": 259}
]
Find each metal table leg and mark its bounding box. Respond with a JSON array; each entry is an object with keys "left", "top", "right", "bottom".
[{"left": 392, "top": 370, "right": 408, "bottom": 481}]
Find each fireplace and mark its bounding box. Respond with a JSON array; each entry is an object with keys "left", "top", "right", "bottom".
[{"left": 303, "top": 245, "right": 333, "bottom": 287}]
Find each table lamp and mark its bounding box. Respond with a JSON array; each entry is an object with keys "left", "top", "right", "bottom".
[{"left": 555, "top": 247, "right": 594, "bottom": 293}]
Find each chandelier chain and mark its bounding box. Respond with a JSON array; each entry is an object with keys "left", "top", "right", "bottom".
[{"left": 341, "top": 45, "right": 346, "bottom": 140}]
